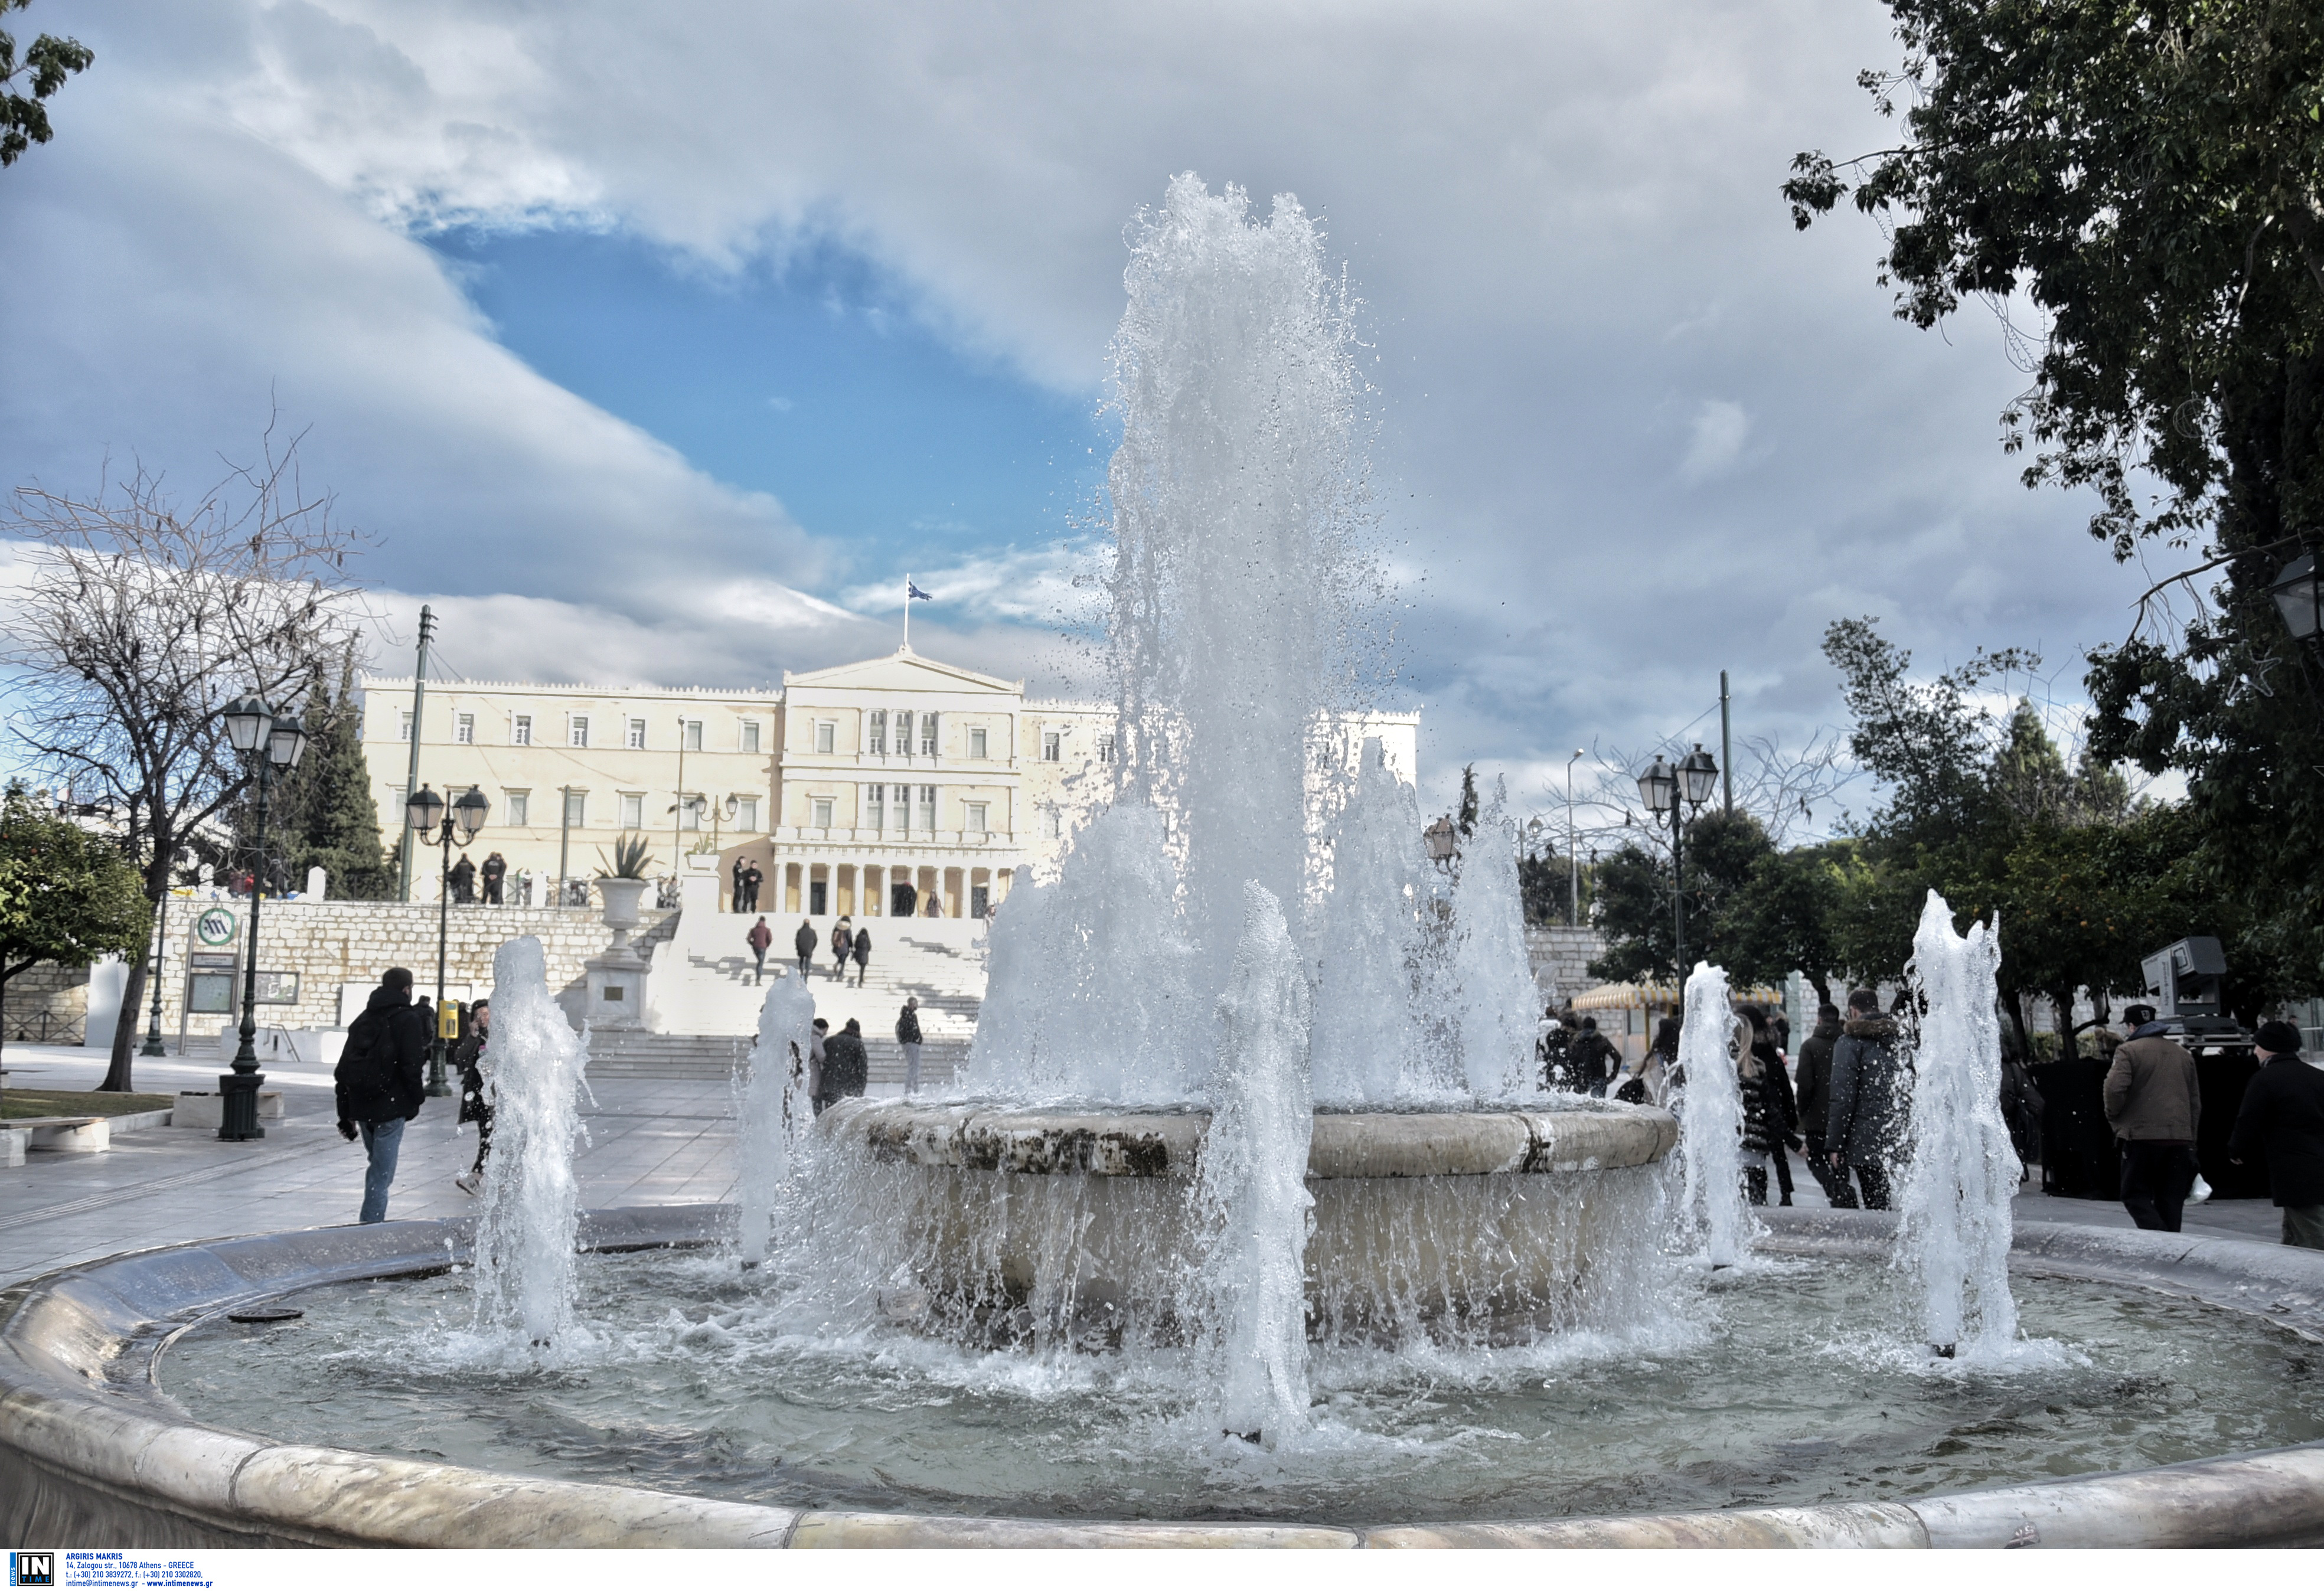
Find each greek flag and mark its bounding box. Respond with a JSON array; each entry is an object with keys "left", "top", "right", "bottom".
[{"left": 907, "top": 580, "right": 932, "bottom": 601}]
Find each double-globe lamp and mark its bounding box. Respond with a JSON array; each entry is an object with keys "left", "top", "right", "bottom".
[
  {"left": 1636, "top": 742, "right": 1719, "bottom": 978},
  {"left": 217, "top": 694, "right": 310, "bottom": 1142},
  {"left": 406, "top": 782, "right": 490, "bottom": 1097}
]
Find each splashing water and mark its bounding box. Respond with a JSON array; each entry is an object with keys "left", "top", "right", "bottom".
[
  {"left": 735, "top": 973, "right": 815, "bottom": 1267},
  {"left": 1898, "top": 891, "right": 2019, "bottom": 1357},
  {"left": 1310, "top": 739, "right": 1434, "bottom": 1105},
  {"left": 1677, "top": 963, "right": 1752, "bottom": 1267},
  {"left": 1448, "top": 782, "right": 1543, "bottom": 1100},
  {"left": 1189, "top": 881, "right": 1316, "bottom": 1446},
  {"left": 471, "top": 935, "right": 590, "bottom": 1347}
]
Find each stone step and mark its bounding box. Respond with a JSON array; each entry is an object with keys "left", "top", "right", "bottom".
[{"left": 581, "top": 1032, "right": 967, "bottom": 1085}]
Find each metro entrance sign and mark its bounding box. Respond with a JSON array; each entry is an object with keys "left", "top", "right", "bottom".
[{"left": 192, "top": 906, "right": 239, "bottom": 948}]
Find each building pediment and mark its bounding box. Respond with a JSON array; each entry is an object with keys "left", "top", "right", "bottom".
[{"left": 783, "top": 648, "right": 1021, "bottom": 696}]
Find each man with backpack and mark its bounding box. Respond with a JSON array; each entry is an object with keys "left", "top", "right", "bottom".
[{"left": 334, "top": 968, "right": 432, "bottom": 1223}]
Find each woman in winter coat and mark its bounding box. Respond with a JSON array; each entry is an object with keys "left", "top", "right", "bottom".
[
  {"left": 852, "top": 925, "right": 872, "bottom": 987},
  {"left": 1743, "top": 1004, "right": 1801, "bottom": 1205},
  {"left": 1612, "top": 1015, "right": 1680, "bottom": 1106},
  {"left": 1735, "top": 1013, "right": 1777, "bottom": 1206},
  {"left": 830, "top": 917, "right": 853, "bottom": 979}
]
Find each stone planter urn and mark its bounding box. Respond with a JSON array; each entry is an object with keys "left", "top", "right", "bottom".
[{"left": 597, "top": 876, "right": 651, "bottom": 952}]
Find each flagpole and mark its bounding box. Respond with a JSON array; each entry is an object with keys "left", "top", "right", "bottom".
[{"left": 903, "top": 573, "right": 910, "bottom": 652}]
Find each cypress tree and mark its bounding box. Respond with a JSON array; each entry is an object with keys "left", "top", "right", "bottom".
[{"left": 282, "top": 650, "right": 395, "bottom": 900}]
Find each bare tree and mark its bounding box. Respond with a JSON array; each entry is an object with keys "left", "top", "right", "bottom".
[
  {"left": 1553, "top": 727, "right": 1861, "bottom": 859},
  {"left": 4, "top": 421, "right": 363, "bottom": 1090}
]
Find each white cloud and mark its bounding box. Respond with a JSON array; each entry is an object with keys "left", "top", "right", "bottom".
[{"left": 1680, "top": 399, "right": 1750, "bottom": 481}]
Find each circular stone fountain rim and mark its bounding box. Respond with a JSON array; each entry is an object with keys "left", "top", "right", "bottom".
[{"left": 11, "top": 1206, "right": 2324, "bottom": 1548}]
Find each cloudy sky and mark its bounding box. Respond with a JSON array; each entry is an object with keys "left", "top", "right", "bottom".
[{"left": 0, "top": 1, "right": 2169, "bottom": 822}]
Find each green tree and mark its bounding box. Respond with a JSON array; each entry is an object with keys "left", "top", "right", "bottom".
[
  {"left": 1784, "top": 1, "right": 2324, "bottom": 1002},
  {"left": 0, "top": 783, "right": 148, "bottom": 1107},
  {"left": 1, "top": 0, "right": 90, "bottom": 168},
  {"left": 260, "top": 650, "right": 394, "bottom": 900},
  {"left": 1723, "top": 840, "right": 1855, "bottom": 1008},
  {"left": 1586, "top": 841, "right": 1674, "bottom": 984}
]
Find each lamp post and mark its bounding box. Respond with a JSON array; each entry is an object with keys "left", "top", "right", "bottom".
[
  {"left": 1424, "top": 815, "right": 1460, "bottom": 871},
  {"left": 1637, "top": 742, "right": 1718, "bottom": 976},
  {"left": 407, "top": 782, "right": 490, "bottom": 1099},
  {"left": 1565, "top": 748, "right": 1584, "bottom": 927},
  {"left": 139, "top": 847, "right": 185, "bottom": 1057},
  {"left": 218, "top": 696, "right": 309, "bottom": 1141},
  {"left": 2270, "top": 550, "right": 2322, "bottom": 646}
]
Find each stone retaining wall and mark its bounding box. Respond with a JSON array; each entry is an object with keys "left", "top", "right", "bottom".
[{"left": 1524, "top": 926, "right": 1604, "bottom": 1004}]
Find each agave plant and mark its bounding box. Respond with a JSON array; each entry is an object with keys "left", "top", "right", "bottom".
[{"left": 596, "top": 833, "right": 654, "bottom": 880}]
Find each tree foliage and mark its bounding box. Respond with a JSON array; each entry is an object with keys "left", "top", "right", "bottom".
[
  {"left": 1, "top": 0, "right": 90, "bottom": 169},
  {"left": 0, "top": 782, "right": 148, "bottom": 1093},
  {"left": 1786, "top": 0, "right": 2324, "bottom": 1001},
  {"left": 246, "top": 649, "right": 395, "bottom": 900}
]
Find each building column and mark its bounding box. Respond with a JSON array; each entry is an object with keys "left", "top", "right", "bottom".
[
  {"left": 784, "top": 861, "right": 801, "bottom": 914},
  {"left": 865, "top": 863, "right": 884, "bottom": 916}
]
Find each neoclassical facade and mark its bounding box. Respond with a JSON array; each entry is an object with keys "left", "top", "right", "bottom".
[{"left": 360, "top": 646, "right": 1418, "bottom": 919}]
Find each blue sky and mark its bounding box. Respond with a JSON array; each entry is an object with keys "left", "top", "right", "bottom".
[
  {"left": 432, "top": 227, "right": 1111, "bottom": 580},
  {"left": 0, "top": 0, "right": 2179, "bottom": 819}
]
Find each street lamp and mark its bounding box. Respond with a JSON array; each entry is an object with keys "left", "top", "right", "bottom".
[
  {"left": 1424, "top": 815, "right": 1460, "bottom": 869},
  {"left": 407, "top": 782, "right": 489, "bottom": 1098},
  {"left": 218, "top": 701, "right": 308, "bottom": 1141},
  {"left": 2270, "top": 551, "right": 2322, "bottom": 643},
  {"left": 1636, "top": 743, "right": 1717, "bottom": 977},
  {"left": 140, "top": 846, "right": 188, "bottom": 1057}
]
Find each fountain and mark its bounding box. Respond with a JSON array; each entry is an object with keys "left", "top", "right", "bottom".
[{"left": 13, "top": 178, "right": 2324, "bottom": 1550}]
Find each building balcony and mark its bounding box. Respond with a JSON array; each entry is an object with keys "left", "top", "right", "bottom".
[{"left": 772, "top": 826, "right": 1015, "bottom": 849}]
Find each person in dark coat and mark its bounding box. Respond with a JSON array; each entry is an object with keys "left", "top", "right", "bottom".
[
  {"left": 1793, "top": 1004, "right": 1854, "bottom": 1205},
  {"left": 2104, "top": 1002, "right": 2202, "bottom": 1231},
  {"left": 821, "top": 1018, "right": 869, "bottom": 1102},
  {"left": 448, "top": 854, "right": 477, "bottom": 904},
  {"left": 1743, "top": 1004, "right": 1800, "bottom": 1205},
  {"left": 808, "top": 1017, "right": 830, "bottom": 1113},
  {"left": 1999, "top": 1034, "right": 2045, "bottom": 1182},
  {"left": 852, "top": 924, "right": 872, "bottom": 987},
  {"left": 1538, "top": 1011, "right": 1575, "bottom": 1092},
  {"left": 746, "top": 916, "right": 773, "bottom": 984},
  {"left": 479, "top": 851, "right": 507, "bottom": 906},
  {"left": 2230, "top": 1021, "right": 2324, "bottom": 1249},
  {"left": 1827, "top": 987, "right": 1908, "bottom": 1210},
  {"left": 896, "top": 996, "right": 925, "bottom": 1096},
  {"left": 334, "top": 968, "right": 431, "bottom": 1223},
  {"left": 732, "top": 855, "right": 749, "bottom": 913},
  {"left": 1569, "top": 1017, "right": 1620, "bottom": 1097},
  {"left": 452, "top": 998, "right": 492, "bottom": 1194},
  {"left": 794, "top": 917, "right": 817, "bottom": 975},
  {"left": 1738, "top": 1034, "right": 1778, "bottom": 1206},
  {"left": 830, "top": 917, "right": 853, "bottom": 979},
  {"left": 739, "top": 861, "right": 763, "bottom": 914}
]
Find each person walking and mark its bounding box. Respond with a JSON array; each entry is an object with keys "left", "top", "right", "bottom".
[
  {"left": 746, "top": 915, "right": 773, "bottom": 985},
  {"left": 896, "top": 995, "right": 925, "bottom": 1096},
  {"left": 1537, "top": 1011, "right": 1575, "bottom": 1092},
  {"left": 740, "top": 860, "right": 763, "bottom": 914},
  {"left": 1737, "top": 1017, "right": 1778, "bottom": 1206},
  {"left": 731, "top": 855, "right": 748, "bottom": 913},
  {"left": 807, "top": 1017, "right": 830, "bottom": 1114},
  {"left": 479, "top": 851, "right": 507, "bottom": 906},
  {"left": 334, "top": 968, "right": 430, "bottom": 1223},
  {"left": 2229, "top": 1021, "right": 2324, "bottom": 1249},
  {"left": 1793, "top": 1004, "right": 1855, "bottom": 1207},
  {"left": 830, "top": 917, "right": 853, "bottom": 980},
  {"left": 821, "top": 1017, "right": 869, "bottom": 1103},
  {"left": 1744, "top": 1004, "right": 1800, "bottom": 1205},
  {"left": 452, "top": 998, "right": 493, "bottom": 1195},
  {"left": 2104, "top": 1002, "right": 2202, "bottom": 1232},
  {"left": 853, "top": 924, "right": 872, "bottom": 988},
  {"left": 1611, "top": 1015, "right": 1679, "bottom": 1106},
  {"left": 1999, "top": 1031, "right": 2046, "bottom": 1185},
  {"left": 1570, "top": 1017, "right": 1620, "bottom": 1098},
  {"left": 1827, "top": 987, "right": 1908, "bottom": 1210},
  {"left": 794, "top": 917, "right": 817, "bottom": 976},
  {"left": 448, "top": 853, "right": 476, "bottom": 904}
]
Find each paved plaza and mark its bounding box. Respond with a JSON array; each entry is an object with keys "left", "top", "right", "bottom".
[{"left": 0, "top": 1041, "right": 2296, "bottom": 1287}]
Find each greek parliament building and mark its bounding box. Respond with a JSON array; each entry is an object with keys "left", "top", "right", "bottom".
[{"left": 360, "top": 646, "right": 1419, "bottom": 920}]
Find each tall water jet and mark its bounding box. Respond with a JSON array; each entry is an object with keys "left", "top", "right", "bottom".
[
  {"left": 471, "top": 936, "right": 590, "bottom": 1346},
  {"left": 1448, "top": 782, "right": 1542, "bottom": 1099},
  {"left": 1310, "top": 739, "right": 1433, "bottom": 1105},
  {"left": 1677, "top": 962, "right": 1751, "bottom": 1267},
  {"left": 1898, "top": 891, "right": 2018, "bottom": 1358},
  {"left": 1190, "top": 882, "right": 1316, "bottom": 1446},
  {"left": 735, "top": 972, "right": 815, "bottom": 1267}
]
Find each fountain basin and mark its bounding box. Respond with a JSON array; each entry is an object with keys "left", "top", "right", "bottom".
[
  {"left": 12, "top": 1208, "right": 2324, "bottom": 1547},
  {"left": 814, "top": 1098, "right": 1677, "bottom": 1343}
]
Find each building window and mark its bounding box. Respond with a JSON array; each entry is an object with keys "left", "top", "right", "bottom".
[
  {"left": 684, "top": 718, "right": 703, "bottom": 752},
  {"left": 619, "top": 793, "right": 644, "bottom": 829},
  {"left": 398, "top": 710, "right": 413, "bottom": 742},
  {"left": 1042, "top": 809, "right": 1062, "bottom": 840},
  {"left": 505, "top": 790, "right": 530, "bottom": 827},
  {"left": 736, "top": 796, "right": 759, "bottom": 829},
  {"left": 1098, "top": 734, "right": 1116, "bottom": 764},
  {"left": 869, "top": 710, "right": 887, "bottom": 755},
  {"left": 866, "top": 786, "right": 884, "bottom": 830},
  {"left": 918, "top": 785, "right": 936, "bottom": 831},
  {"left": 965, "top": 802, "right": 987, "bottom": 834},
  {"left": 513, "top": 714, "right": 533, "bottom": 746},
  {"left": 1043, "top": 730, "right": 1061, "bottom": 762},
  {"left": 681, "top": 795, "right": 702, "bottom": 831},
  {"left": 741, "top": 720, "right": 760, "bottom": 754},
  {"left": 920, "top": 715, "right": 938, "bottom": 756},
  {"left": 455, "top": 712, "right": 475, "bottom": 745},
  {"left": 626, "top": 718, "right": 647, "bottom": 750},
  {"left": 563, "top": 789, "right": 586, "bottom": 827},
  {"left": 814, "top": 720, "right": 835, "bottom": 755},
  {"left": 892, "top": 783, "right": 912, "bottom": 832},
  {"left": 569, "top": 715, "right": 589, "bottom": 748},
  {"left": 969, "top": 727, "right": 988, "bottom": 759},
  {"left": 811, "top": 796, "right": 834, "bottom": 829}
]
